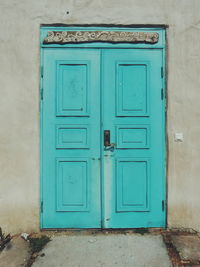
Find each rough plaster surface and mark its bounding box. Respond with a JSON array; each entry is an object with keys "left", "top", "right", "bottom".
[
  {"left": 32, "top": 234, "right": 172, "bottom": 267},
  {"left": 0, "top": 0, "right": 200, "bottom": 233}
]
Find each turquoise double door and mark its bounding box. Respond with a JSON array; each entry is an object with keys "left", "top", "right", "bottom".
[{"left": 41, "top": 48, "right": 165, "bottom": 229}]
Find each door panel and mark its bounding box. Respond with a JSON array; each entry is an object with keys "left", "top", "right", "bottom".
[
  {"left": 116, "top": 62, "right": 150, "bottom": 116},
  {"left": 102, "top": 49, "right": 165, "bottom": 228},
  {"left": 42, "top": 49, "right": 101, "bottom": 228},
  {"left": 116, "top": 158, "right": 150, "bottom": 212}
]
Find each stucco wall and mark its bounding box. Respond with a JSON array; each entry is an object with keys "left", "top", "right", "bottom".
[{"left": 0, "top": 0, "right": 200, "bottom": 233}]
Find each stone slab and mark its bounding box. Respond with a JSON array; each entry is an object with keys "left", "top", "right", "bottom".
[
  {"left": 32, "top": 233, "right": 172, "bottom": 267},
  {"left": 0, "top": 236, "right": 30, "bottom": 267},
  {"left": 171, "top": 235, "right": 200, "bottom": 263}
]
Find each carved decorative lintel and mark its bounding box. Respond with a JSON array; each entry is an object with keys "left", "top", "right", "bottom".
[{"left": 43, "top": 31, "right": 159, "bottom": 44}]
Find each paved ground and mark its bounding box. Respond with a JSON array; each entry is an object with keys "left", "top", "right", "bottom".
[
  {"left": 32, "top": 233, "right": 172, "bottom": 267},
  {"left": 2, "top": 230, "right": 200, "bottom": 267}
]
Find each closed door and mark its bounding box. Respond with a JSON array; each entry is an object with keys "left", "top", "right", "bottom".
[{"left": 41, "top": 48, "right": 165, "bottom": 229}]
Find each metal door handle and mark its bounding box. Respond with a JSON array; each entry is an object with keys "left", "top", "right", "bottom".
[
  {"left": 104, "top": 130, "right": 115, "bottom": 149},
  {"left": 104, "top": 130, "right": 111, "bottom": 147}
]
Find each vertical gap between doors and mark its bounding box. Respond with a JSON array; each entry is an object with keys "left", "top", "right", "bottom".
[{"left": 100, "top": 48, "right": 104, "bottom": 228}]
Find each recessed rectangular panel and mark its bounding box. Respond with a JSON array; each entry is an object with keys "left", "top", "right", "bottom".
[
  {"left": 116, "top": 158, "right": 149, "bottom": 212},
  {"left": 56, "top": 125, "right": 89, "bottom": 149},
  {"left": 56, "top": 159, "right": 89, "bottom": 211},
  {"left": 116, "top": 125, "right": 150, "bottom": 148},
  {"left": 116, "top": 63, "right": 149, "bottom": 117},
  {"left": 56, "top": 62, "right": 89, "bottom": 116}
]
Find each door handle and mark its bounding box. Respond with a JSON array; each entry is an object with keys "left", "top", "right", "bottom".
[
  {"left": 104, "top": 130, "right": 115, "bottom": 150},
  {"left": 104, "top": 130, "right": 111, "bottom": 147}
]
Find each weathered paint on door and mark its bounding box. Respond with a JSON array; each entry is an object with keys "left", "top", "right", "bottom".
[
  {"left": 102, "top": 49, "right": 165, "bottom": 228},
  {"left": 41, "top": 49, "right": 101, "bottom": 228},
  {"left": 40, "top": 27, "right": 166, "bottom": 229}
]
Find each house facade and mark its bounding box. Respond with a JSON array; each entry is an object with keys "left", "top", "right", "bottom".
[{"left": 1, "top": 0, "right": 200, "bottom": 233}]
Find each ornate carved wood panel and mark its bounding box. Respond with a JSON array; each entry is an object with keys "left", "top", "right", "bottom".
[{"left": 43, "top": 31, "right": 159, "bottom": 44}]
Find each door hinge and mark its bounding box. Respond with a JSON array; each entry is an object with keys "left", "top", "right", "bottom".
[
  {"left": 41, "top": 201, "right": 43, "bottom": 213},
  {"left": 40, "top": 88, "right": 43, "bottom": 100},
  {"left": 161, "top": 88, "right": 164, "bottom": 100},
  {"left": 41, "top": 66, "right": 44, "bottom": 78},
  {"left": 162, "top": 200, "right": 165, "bottom": 211},
  {"left": 161, "top": 67, "right": 164, "bottom": 78}
]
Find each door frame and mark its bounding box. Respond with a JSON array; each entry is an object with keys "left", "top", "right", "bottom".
[{"left": 40, "top": 25, "right": 167, "bottom": 229}]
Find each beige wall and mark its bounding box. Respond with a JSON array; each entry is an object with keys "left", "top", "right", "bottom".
[{"left": 0, "top": 0, "right": 200, "bottom": 233}]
